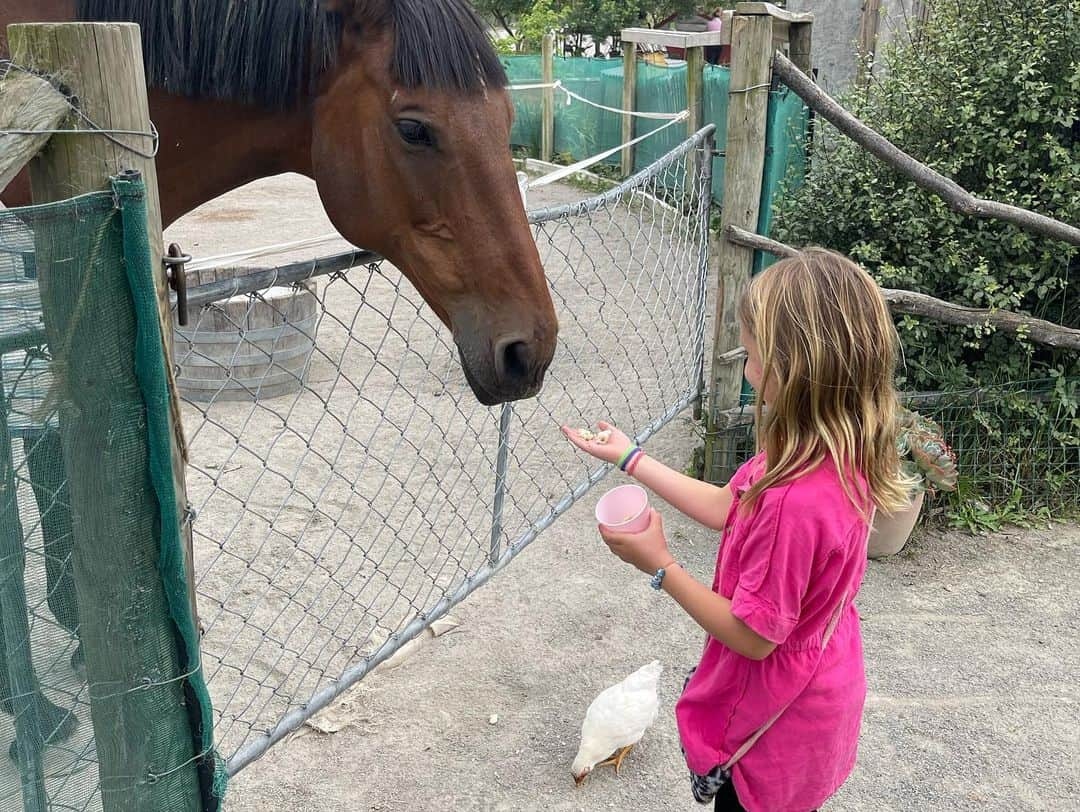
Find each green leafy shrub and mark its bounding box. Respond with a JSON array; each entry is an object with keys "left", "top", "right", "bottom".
[{"left": 772, "top": 0, "right": 1079, "bottom": 517}]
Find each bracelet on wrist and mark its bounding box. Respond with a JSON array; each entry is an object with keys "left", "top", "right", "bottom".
[
  {"left": 617, "top": 445, "right": 642, "bottom": 471},
  {"left": 650, "top": 560, "right": 678, "bottom": 590},
  {"left": 625, "top": 450, "right": 645, "bottom": 477}
]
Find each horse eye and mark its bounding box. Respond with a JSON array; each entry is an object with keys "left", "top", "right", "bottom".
[{"left": 396, "top": 119, "right": 436, "bottom": 148}]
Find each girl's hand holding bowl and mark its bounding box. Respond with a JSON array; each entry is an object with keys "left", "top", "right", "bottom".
[{"left": 560, "top": 420, "right": 633, "bottom": 466}]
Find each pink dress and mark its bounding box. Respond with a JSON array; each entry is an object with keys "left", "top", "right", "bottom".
[{"left": 675, "top": 452, "right": 872, "bottom": 812}]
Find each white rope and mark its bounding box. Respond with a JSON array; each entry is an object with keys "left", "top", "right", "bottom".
[
  {"left": 186, "top": 233, "right": 351, "bottom": 272},
  {"left": 509, "top": 80, "right": 685, "bottom": 120},
  {"left": 527, "top": 111, "right": 690, "bottom": 189}
]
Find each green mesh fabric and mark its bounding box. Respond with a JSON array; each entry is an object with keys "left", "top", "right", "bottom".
[
  {"left": 500, "top": 56, "right": 807, "bottom": 209},
  {"left": 503, "top": 55, "right": 696, "bottom": 171},
  {"left": 754, "top": 83, "right": 811, "bottom": 275},
  {"left": 0, "top": 179, "right": 220, "bottom": 811}
]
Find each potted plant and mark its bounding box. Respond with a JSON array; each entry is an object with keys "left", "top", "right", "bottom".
[{"left": 868, "top": 407, "right": 959, "bottom": 558}]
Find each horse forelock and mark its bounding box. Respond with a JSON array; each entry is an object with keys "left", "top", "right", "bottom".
[{"left": 73, "top": 0, "right": 506, "bottom": 110}]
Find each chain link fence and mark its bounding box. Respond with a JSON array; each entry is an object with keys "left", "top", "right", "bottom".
[{"left": 173, "top": 130, "right": 714, "bottom": 773}]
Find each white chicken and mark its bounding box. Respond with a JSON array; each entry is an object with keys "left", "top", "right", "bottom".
[{"left": 571, "top": 660, "right": 663, "bottom": 786}]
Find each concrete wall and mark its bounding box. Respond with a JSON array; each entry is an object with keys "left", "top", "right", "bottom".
[{"left": 785, "top": 0, "right": 923, "bottom": 92}]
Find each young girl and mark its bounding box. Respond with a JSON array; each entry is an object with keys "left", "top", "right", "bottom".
[{"left": 562, "top": 249, "right": 913, "bottom": 811}]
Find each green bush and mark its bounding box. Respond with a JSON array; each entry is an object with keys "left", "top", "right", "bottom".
[
  {"left": 772, "top": 0, "right": 1079, "bottom": 516},
  {"left": 775, "top": 0, "right": 1077, "bottom": 386}
]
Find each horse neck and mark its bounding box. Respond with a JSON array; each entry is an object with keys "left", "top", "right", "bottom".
[{"left": 152, "top": 91, "right": 314, "bottom": 226}]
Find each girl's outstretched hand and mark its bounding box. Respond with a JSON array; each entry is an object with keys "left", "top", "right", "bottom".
[
  {"left": 598, "top": 509, "right": 672, "bottom": 575},
  {"left": 559, "top": 420, "right": 633, "bottom": 466}
]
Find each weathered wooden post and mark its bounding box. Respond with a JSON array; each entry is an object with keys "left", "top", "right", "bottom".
[
  {"left": 9, "top": 22, "right": 206, "bottom": 811},
  {"left": 620, "top": 38, "right": 638, "bottom": 177},
  {"left": 857, "top": 0, "right": 883, "bottom": 84},
  {"left": 685, "top": 44, "right": 705, "bottom": 139},
  {"left": 705, "top": 3, "right": 813, "bottom": 483},
  {"left": 541, "top": 32, "right": 555, "bottom": 163}
]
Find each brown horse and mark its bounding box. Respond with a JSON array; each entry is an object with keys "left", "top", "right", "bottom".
[{"left": 1, "top": 0, "right": 557, "bottom": 406}]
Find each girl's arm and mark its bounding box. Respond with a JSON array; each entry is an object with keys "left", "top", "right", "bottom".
[
  {"left": 560, "top": 421, "right": 733, "bottom": 531},
  {"left": 598, "top": 510, "right": 777, "bottom": 661},
  {"left": 660, "top": 565, "right": 776, "bottom": 660},
  {"left": 628, "top": 454, "right": 733, "bottom": 532}
]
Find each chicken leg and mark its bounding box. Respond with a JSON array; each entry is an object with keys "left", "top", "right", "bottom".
[{"left": 597, "top": 743, "right": 635, "bottom": 774}]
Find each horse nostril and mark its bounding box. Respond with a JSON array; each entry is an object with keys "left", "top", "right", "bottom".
[{"left": 496, "top": 338, "right": 533, "bottom": 385}]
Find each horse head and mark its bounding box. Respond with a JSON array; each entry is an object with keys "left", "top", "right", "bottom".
[{"left": 313, "top": 0, "right": 558, "bottom": 405}]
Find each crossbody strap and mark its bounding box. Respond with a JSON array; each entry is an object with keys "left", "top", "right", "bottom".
[{"left": 721, "top": 508, "right": 875, "bottom": 772}]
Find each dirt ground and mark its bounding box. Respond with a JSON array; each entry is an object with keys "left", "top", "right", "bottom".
[
  {"left": 160, "top": 175, "right": 1080, "bottom": 812},
  {"left": 217, "top": 428, "right": 1079, "bottom": 812}
]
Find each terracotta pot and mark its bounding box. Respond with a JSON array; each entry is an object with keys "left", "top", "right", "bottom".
[{"left": 867, "top": 489, "right": 925, "bottom": 559}]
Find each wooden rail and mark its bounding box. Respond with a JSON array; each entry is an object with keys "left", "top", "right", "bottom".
[
  {"left": 771, "top": 51, "right": 1080, "bottom": 247},
  {"left": 0, "top": 69, "right": 69, "bottom": 190},
  {"left": 724, "top": 225, "right": 1080, "bottom": 351}
]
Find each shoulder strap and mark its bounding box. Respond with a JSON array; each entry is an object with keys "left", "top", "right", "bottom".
[{"left": 721, "top": 508, "right": 875, "bottom": 772}]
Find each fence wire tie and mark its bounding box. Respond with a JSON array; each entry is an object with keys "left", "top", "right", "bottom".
[
  {"left": 728, "top": 82, "right": 772, "bottom": 94},
  {"left": 0, "top": 59, "right": 161, "bottom": 158}
]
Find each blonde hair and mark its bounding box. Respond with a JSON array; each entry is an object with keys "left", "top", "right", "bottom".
[{"left": 737, "top": 248, "right": 914, "bottom": 517}]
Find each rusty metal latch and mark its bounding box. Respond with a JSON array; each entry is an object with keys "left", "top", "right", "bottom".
[{"left": 164, "top": 243, "right": 191, "bottom": 326}]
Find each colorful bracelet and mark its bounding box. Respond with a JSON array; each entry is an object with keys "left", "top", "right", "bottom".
[
  {"left": 625, "top": 449, "right": 645, "bottom": 477},
  {"left": 616, "top": 445, "right": 641, "bottom": 471}
]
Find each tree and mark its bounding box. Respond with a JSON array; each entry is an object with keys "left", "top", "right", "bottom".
[
  {"left": 473, "top": 0, "right": 535, "bottom": 40},
  {"left": 475, "top": 0, "right": 702, "bottom": 54}
]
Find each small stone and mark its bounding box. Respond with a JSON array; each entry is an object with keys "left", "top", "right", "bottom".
[{"left": 489, "top": 714, "right": 499, "bottom": 725}]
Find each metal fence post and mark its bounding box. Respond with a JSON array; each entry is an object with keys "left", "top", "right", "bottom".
[{"left": 489, "top": 404, "right": 513, "bottom": 566}]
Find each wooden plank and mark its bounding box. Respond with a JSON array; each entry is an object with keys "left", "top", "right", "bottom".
[
  {"left": 0, "top": 71, "right": 69, "bottom": 192},
  {"left": 788, "top": 21, "right": 813, "bottom": 75},
  {"left": 734, "top": 2, "right": 815, "bottom": 23},
  {"left": 540, "top": 32, "right": 554, "bottom": 163},
  {"left": 9, "top": 22, "right": 204, "bottom": 812},
  {"left": 723, "top": 224, "right": 1080, "bottom": 350},
  {"left": 857, "top": 0, "right": 883, "bottom": 84},
  {"left": 620, "top": 40, "right": 637, "bottom": 177},
  {"left": 621, "top": 27, "right": 728, "bottom": 48},
  {"left": 705, "top": 12, "right": 774, "bottom": 483}
]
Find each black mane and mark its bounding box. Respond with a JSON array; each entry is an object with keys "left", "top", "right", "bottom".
[{"left": 75, "top": 0, "right": 507, "bottom": 109}]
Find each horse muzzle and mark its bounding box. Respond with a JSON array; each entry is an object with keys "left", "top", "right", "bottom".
[{"left": 457, "top": 332, "right": 553, "bottom": 405}]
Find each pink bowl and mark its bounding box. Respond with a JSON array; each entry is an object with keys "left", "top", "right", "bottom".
[{"left": 595, "top": 484, "right": 650, "bottom": 534}]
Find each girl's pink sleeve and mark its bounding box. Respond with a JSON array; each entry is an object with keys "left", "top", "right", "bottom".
[{"left": 729, "top": 488, "right": 817, "bottom": 644}]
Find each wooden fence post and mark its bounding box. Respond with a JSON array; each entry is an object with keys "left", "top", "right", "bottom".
[
  {"left": 705, "top": 4, "right": 814, "bottom": 483},
  {"left": 704, "top": 8, "right": 775, "bottom": 482},
  {"left": 9, "top": 22, "right": 204, "bottom": 811},
  {"left": 857, "top": 0, "right": 883, "bottom": 84},
  {"left": 620, "top": 39, "right": 638, "bottom": 177},
  {"left": 541, "top": 32, "right": 555, "bottom": 163},
  {"left": 686, "top": 45, "right": 705, "bottom": 139}
]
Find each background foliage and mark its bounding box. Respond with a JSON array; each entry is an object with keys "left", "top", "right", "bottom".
[{"left": 772, "top": 0, "right": 1079, "bottom": 521}]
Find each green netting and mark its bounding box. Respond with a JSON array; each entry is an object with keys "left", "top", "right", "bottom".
[
  {"left": 502, "top": 57, "right": 802, "bottom": 210},
  {"left": 0, "top": 179, "right": 220, "bottom": 811},
  {"left": 753, "top": 83, "right": 812, "bottom": 275},
  {"left": 502, "top": 55, "right": 700, "bottom": 172},
  {"left": 703, "top": 64, "right": 732, "bottom": 202}
]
